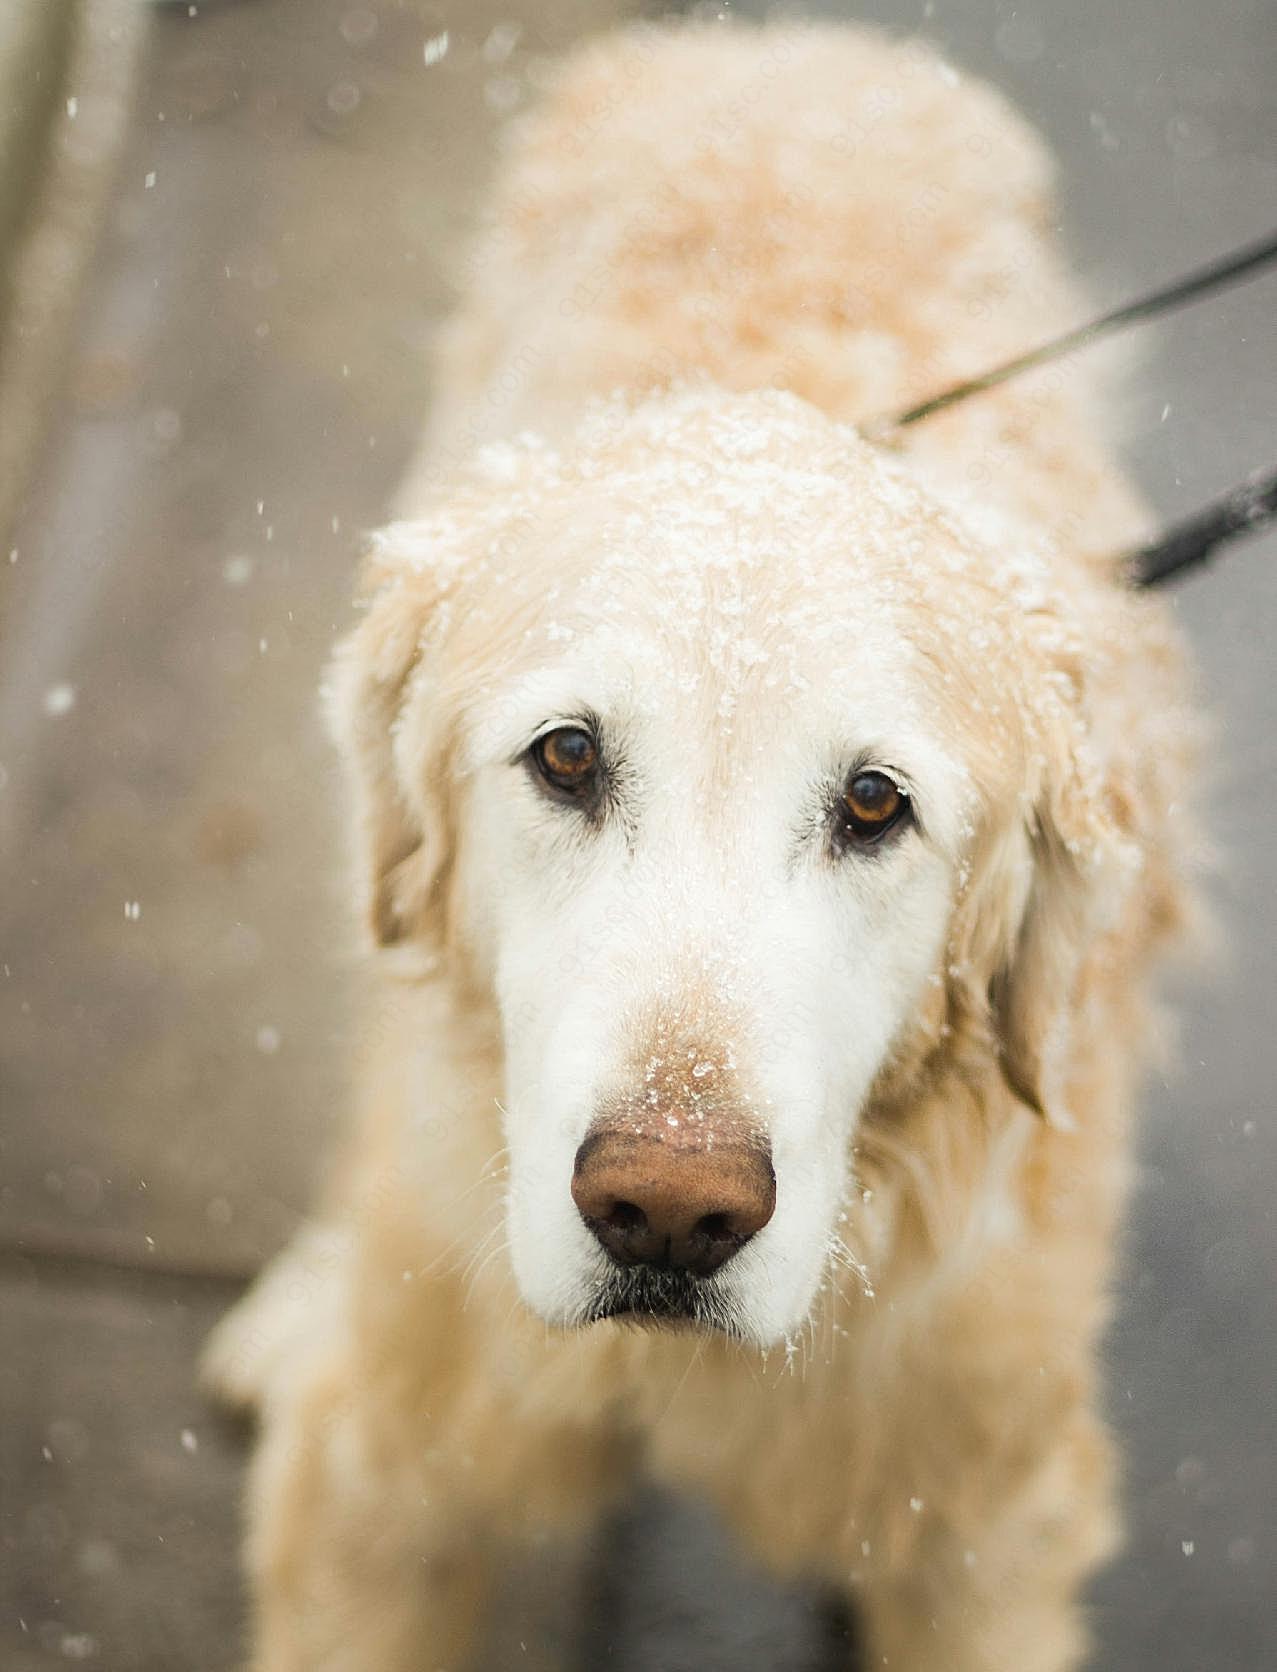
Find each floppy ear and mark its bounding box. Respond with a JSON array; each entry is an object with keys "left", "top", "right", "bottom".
[
  {"left": 986, "top": 721, "right": 1137, "bottom": 1128},
  {"left": 325, "top": 569, "right": 454, "bottom": 956},
  {"left": 990, "top": 812, "right": 1096, "bottom": 1126}
]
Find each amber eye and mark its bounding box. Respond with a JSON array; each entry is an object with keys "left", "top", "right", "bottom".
[
  {"left": 840, "top": 770, "right": 909, "bottom": 844},
  {"left": 531, "top": 726, "right": 599, "bottom": 796}
]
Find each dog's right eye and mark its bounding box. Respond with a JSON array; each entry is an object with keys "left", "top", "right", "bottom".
[{"left": 530, "top": 726, "right": 599, "bottom": 800}]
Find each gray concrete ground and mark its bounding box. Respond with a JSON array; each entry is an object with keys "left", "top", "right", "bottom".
[{"left": 1, "top": 1, "right": 1274, "bottom": 1667}]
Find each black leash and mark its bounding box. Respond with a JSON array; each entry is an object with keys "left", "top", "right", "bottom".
[
  {"left": 883, "top": 228, "right": 1277, "bottom": 430},
  {"left": 868, "top": 229, "right": 1277, "bottom": 587},
  {"left": 1127, "top": 462, "right": 1277, "bottom": 587}
]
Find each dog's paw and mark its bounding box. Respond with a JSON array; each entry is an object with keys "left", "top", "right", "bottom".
[{"left": 200, "top": 1222, "right": 350, "bottom": 1411}]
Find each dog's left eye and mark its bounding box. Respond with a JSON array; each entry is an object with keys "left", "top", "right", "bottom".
[
  {"left": 838, "top": 769, "right": 911, "bottom": 846},
  {"left": 530, "top": 726, "right": 599, "bottom": 799}
]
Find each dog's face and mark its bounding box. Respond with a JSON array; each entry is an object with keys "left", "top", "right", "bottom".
[{"left": 334, "top": 393, "right": 1129, "bottom": 1347}]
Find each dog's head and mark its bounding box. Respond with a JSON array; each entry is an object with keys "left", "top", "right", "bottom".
[{"left": 330, "top": 390, "right": 1149, "bottom": 1346}]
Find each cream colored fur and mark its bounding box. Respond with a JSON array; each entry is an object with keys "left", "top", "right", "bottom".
[{"left": 205, "top": 23, "right": 1199, "bottom": 1671}]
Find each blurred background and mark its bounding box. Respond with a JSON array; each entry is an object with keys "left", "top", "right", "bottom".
[{"left": 1, "top": 1, "right": 1273, "bottom": 1667}]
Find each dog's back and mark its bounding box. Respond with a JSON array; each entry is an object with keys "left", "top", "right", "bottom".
[{"left": 413, "top": 22, "right": 1145, "bottom": 563}]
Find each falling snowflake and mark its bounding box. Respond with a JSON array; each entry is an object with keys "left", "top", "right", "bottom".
[{"left": 44, "top": 684, "right": 76, "bottom": 716}]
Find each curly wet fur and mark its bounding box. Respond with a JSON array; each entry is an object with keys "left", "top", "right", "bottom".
[{"left": 205, "top": 23, "right": 1200, "bottom": 1672}]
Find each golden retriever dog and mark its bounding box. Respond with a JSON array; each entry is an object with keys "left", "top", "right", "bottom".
[{"left": 206, "top": 22, "right": 1199, "bottom": 1672}]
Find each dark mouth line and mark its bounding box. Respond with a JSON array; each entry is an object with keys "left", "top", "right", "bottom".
[{"left": 583, "top": 1265, "right": 743, "bottom": 1334}]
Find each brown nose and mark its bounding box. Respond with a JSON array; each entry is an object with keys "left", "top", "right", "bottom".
[{"left": 571, "top": 1126, "right": 776, "bottom": 1278}]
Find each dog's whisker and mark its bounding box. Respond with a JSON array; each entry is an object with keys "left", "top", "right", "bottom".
[
  {"left": 415, "top": 1196, "right": 508, "bottom": 1283},
  {"left": 460, "top": 1230, "right": 513, "bottom": 1306},
  {"left": 415, "top": 1200, "right": 504, "bottom": 1277},
  {"left": 455, "top": 1211, "right": 511, "bottom": 1288},
  {"left": 655, "top": 1331, "right": 707, "bottom": 1426},
  {"left": 449, "top": 1143, "right": 511, "bottom": 1201},
  {"left": 457, "top": 1217, "right": 505, "bottom": 1283},
  {"left": 825, "top": 1233, "right": 876, "bottom": 1302},
  {"left": 461, "top": 1261, "right": 503, "bottom": 1311}
]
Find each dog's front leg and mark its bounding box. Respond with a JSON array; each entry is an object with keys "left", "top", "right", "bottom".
[
  {"left": 243, "top": 1365, "right": 499, "bottom": 1672},
  {"left": 851, "top": 1415, "right": 1118, "bottom": 1672},
  {"left": 243, "top": 1333, "right": 634, "bottom": 1672}
]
